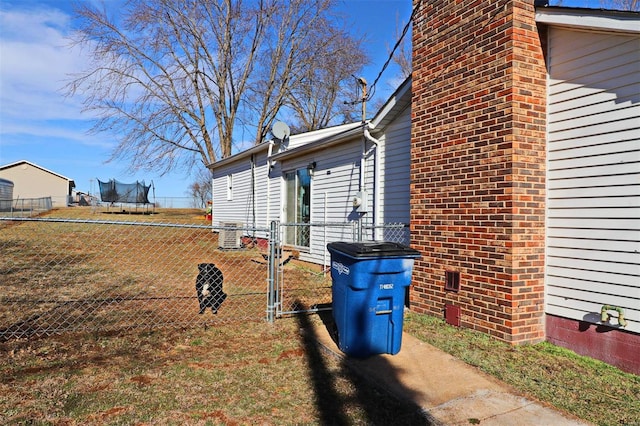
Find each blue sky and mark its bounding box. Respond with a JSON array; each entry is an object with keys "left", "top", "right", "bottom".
[
  {"left": 0, "top": 0, "right": 603, "bottom": 198},
  {"left": 0, "top": 0, "right": 412, "bottom": 198}
]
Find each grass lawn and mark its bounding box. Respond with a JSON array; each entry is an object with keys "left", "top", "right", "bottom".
[
  {"left": 404, "top": 313, "right": 640, "bottom": 426},
  {"left": 1, "top": 208, "right": 637, "bottom": 425},
  {"left": 1, "top": 312, "right": 638, "bottom": 425}
]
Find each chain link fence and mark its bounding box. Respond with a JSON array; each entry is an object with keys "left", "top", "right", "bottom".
[
  {"left": 0, "top": 197, "right": 53, "bottom": 218},
  {"left": 0, "top": 212, "right": 272, "bottom": 341},
  {"left": 0, "top": 208, "right": 409, "bottom": 341},
  {"left": 274, "top": 222, "right": 410, "bottom": 317}
]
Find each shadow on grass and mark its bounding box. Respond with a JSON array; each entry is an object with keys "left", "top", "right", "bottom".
[{"left": 295, "top": 303, "right": 435, "bottom": 425}]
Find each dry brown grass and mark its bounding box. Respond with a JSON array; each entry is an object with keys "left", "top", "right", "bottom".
[
  {"left": 1, "top": 209, "right": 423, "bottom": 423},
  {"left": 0, "top": 317, "right": 431, "bottom": 425},
  {"left": 3, "top": 208, "right": 636, "bottom": 425},
  {"left": 0, "top": 207, "right": 329, "bottom": 339}
]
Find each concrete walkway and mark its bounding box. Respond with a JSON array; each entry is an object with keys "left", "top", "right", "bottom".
[{"left": 311, "top": 324, "right": 591, "bottom": 425}]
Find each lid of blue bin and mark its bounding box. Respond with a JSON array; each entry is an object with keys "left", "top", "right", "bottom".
[{"left": 327, "top": 241, "right": 421, "bottom": 258}]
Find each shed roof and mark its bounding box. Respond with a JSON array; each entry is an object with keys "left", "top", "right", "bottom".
[{"left": 0, "top": 160, "right": 75, "bottom": 186}]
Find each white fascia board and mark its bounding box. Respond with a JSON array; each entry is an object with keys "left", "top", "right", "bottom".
[
  {"left": 0, "top": 160, "right": 74, "bottom": 182},
  {"left": 536, "top": 8, "right": 640, "bottom": 34},
  {"left": 369, "top": 76, "right": 412, "bottom": 130},
  {"left": 286, "top": 122, "right": 361, "bottom": 146},
  {"left": 269, "top": 126, "right": 364, "bottom": 162},
  {"left": 207, "top": 141, "right": 273, "bottom": 170},
  {"left": 207, "top": 123, "right": 363, "bottom": 169}
]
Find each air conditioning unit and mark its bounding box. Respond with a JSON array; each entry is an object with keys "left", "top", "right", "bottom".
[{"left": 219, "top": 222, "right": 243, "bottom": 249}]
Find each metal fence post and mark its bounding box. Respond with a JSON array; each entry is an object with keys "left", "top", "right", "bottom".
[
  {"left": 0, "top": 216, "right": 409, "bottom": 339},
  {"left": 267, "top": 220, "right": 279, "bottom": 323}
]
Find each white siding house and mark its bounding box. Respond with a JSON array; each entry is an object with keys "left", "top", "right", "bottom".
[
  {"left": 537, "top": 9, "right": 640, "bottom": 334},
  {"left": 209, "top": 78, "right": 412, "bottom": 265}
]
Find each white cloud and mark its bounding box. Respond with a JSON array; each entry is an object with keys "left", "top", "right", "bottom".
[
  {"left": 1, "top": 119, "right": 114, "bottom": 149},
  {"left": 0, "top": 5, "right": 89, "bottom": 124}
]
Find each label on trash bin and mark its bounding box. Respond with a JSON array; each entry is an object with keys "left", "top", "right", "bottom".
[
  {"left": 332, "top": 261, "right": 350, "bottom": 275},
  {"left": 379, "top": 283, "right": 394, "bottom": 290}
]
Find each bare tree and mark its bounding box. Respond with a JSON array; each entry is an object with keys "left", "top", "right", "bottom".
[
  {"left": 66, "top": 0, "right": 366, "bottom": 175},
  {"left": 602, "top": 0, "right": 639, "bottom": 10},
  {"left": 188, "top": 166, "right": 212, "bottom": 209},
  {"left": 390, "top": 14, "right": 412, "bottom": 81},
  {"left": 286, "top": 30, "right": 368, "bottom": 133}
]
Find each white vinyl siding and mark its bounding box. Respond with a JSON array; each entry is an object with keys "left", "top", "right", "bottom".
[
  {"left": 545, "top": 27, "right": 640, "bottom": 333},
  {"left": 212, "top": 152, "right": 272, "bottom": 237},
  {"left": 268, "top": 161, "right": 283, "bottom": 222},
  {"left": 212, "top": 162, "right": 251, "bottom": 224},
  {"left": 251, "top": 151, "right": 271, "bottom": 229},
  {"left": 226, "top": 175, "right": 233, "bottom": 201},
  {"left": 279, "top": 138, "right": 367, "bottom": 264},
  {"left": 208, "top": 80, "right": 412, "bottom": 266},
  {"left": 377, "top": 106, "right": 411, "bottom": 243}
]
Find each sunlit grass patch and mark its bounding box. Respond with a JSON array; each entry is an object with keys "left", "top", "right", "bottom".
[{"left": 404, "top": 312, "right": 640, "bottom": 426}]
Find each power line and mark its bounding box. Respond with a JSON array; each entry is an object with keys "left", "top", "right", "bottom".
[{"left": 365, "top": 0, "right": 423, "bottom": 102}]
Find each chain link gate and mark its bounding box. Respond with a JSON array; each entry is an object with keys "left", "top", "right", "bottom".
[
  {"left": 0, "top": 210, "right": 410, "bottom": 340},
  {"left": 269, "top": 221, "right": 410, "bottom": 319},
  {"left": 268, "top": 221, "right": 334, "bottom": 320}
]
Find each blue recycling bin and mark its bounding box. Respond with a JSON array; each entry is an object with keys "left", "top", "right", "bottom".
[{"left": 327, "top": 241, "right": 421, "bottom": 357}]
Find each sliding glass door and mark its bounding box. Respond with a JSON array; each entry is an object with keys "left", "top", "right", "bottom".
[{"left": 284, "top": 169, "right": 311, "bottom": 247}]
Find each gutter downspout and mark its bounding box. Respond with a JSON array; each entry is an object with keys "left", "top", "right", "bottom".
[
  {"left": 267, "top": 141, "right": 273, "bottom": 225},
  {"left": 357, "top": 130, "right": 366, "bottom": 241},
  {"left": 364, "top": 124, "right": 380, "bottom": 241},
  {"left": 360, "top": 134, "right": 366, "bottom": 192},
  {"left": 251, "top": 154, "right": 256, "bottom": 235}
]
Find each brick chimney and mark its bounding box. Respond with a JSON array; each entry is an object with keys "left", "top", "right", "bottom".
[{"left": 410, "top": 0, "right": 547, "bottom": 343}]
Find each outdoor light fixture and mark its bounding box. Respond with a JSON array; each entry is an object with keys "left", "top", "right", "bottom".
[{"left": 307, "top": 161, "right": 316, "bottom": 176}]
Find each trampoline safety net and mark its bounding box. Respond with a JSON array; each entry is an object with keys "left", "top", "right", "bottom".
[{"left": 98, "top": 179, "right": 151, "bottom": 204}]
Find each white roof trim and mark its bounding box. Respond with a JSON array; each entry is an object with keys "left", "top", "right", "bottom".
[
  {"left": 0, "top": 160, "right": 74, "bottom": 183},
  {"left": 207, "top": 123, "right": 361, "bottom": 169},
  {"left": 369, "top": 76, "right": 412, "bottom": 130},
  {"left": 284, "top": 122, "right": 361, "bottom": 145},
  {"left": 269, "top": 125, "right": 364, "bottom": 162},
  {"left": 207, "top": 141, "right": 273, "bottom": 170},
  {"left": 536, "top": 8, "right": 640, "bottom": 34}
]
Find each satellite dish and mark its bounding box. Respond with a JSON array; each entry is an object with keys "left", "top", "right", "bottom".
[{"left": 272, "top": 121, "right": 290, "bottom": 141}]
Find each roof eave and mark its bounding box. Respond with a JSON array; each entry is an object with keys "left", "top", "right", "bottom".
[
  {"left": 0, "top": 160, "right": 74, "bottom": 182},
  {"left": 535, "top": 7, "right": 640, "bottom": 34},
  {"left": 206, "top": 141, "right": 274, "bottom": 171},
  {"left": 270, "top": 126, "right": 365, "bottom": 162},
  {"left": 369, "top": 76, "right": 412, "bottom": 130}
]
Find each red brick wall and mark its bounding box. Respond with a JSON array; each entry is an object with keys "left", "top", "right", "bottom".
[{"left": 410, "top": 0, "right": 547, "bottom": 343}]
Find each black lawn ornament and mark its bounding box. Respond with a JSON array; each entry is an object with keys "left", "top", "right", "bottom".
[{"left": 195, "top": 263, "right": 227, "bottom": 314}]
